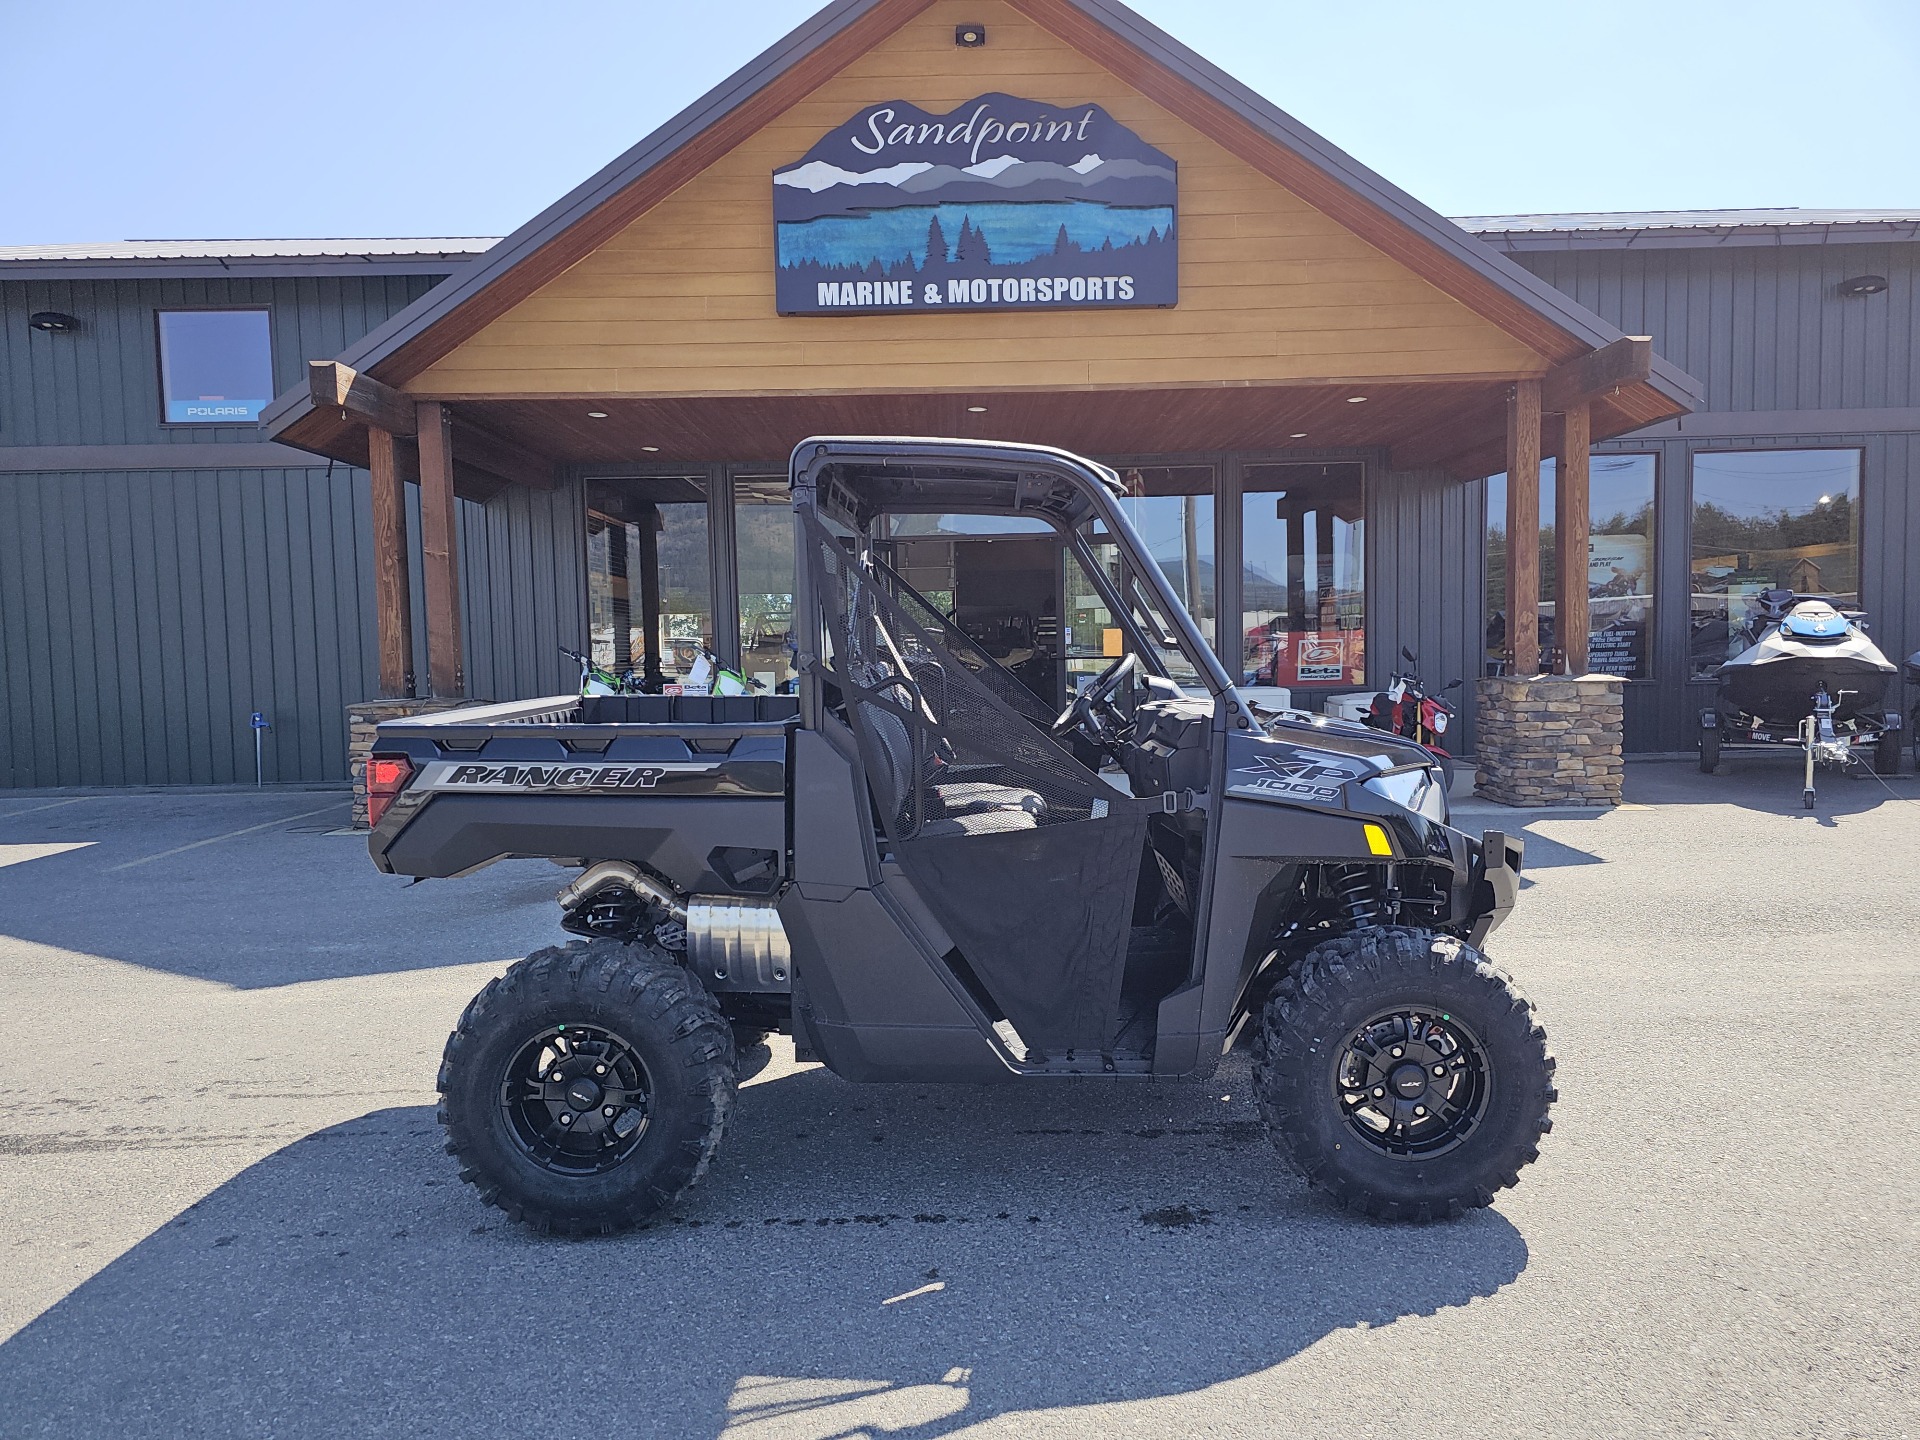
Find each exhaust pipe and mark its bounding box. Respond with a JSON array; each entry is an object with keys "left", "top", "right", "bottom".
[{"left": 556, "top": 861, "right": 687, "bottom": 924}]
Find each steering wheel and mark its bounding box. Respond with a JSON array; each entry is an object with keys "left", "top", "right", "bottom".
[{"left": 1053, "top": 652, "right": 1139, "bottom": 744}]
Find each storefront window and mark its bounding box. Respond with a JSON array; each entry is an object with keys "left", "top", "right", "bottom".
[
  {"left": 735, "top": 477, "right": 797, "bottom": 692},
  {"left": 1688, "top": 449, "right": 1861, "bottom": 678},
  {"left": 1486, "top": 453, "right": 1657, "bottom": 679},
  {"left": 156, "top": 309, "right": 273, "bottom": 423},
  {"left": 586, "top": 478, "right": 713, "bottom": 687},
  {"left": 1114, "top": 466, "right": 1215, "bottom": 650},
  {"left": 1241, "top": 463, "right": 1364, "bottom": 688}
]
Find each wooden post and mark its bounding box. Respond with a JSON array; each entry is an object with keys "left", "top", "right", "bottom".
[
  {"left": 416, "top": 400, "right": 464, "bottom": 697},
  {"left": 366, "top": 426, "right": 415, "bottom": 697},
  {"left": 1556, "top": 401, "right": 1592, "bottom": 675},
  {"left": 1506, "top": 379, "right": 1543, "bottom": 677}
]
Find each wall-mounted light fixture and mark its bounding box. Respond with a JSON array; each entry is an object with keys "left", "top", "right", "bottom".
[
  {"left": 29, "top": 311, "right": 80, "bottom": 333},
  {"left": 955, "top": 23, "right": 986, "bottom": 46},
  {"left": 1839, "top": 275, "right": 1888, "bottom": 297}
]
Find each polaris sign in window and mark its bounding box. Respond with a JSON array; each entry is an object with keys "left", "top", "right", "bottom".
[{"left": 157, "top": 310, "right": 273, "bottom": 423}]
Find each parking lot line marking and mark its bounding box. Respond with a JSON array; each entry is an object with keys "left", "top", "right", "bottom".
[
  {"left": 0, "top": 842, "right": 95, "bottom": 870},
  {"left": 107, "top": 803, "right": 348, "bottom": 872},
  {"left": 0, "top": 797, "right": 89, "bottom": 821}
]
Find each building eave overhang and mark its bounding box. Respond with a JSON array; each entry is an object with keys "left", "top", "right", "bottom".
[{"left": 263, "top": 0, "right": 1699, "bottom": 462}]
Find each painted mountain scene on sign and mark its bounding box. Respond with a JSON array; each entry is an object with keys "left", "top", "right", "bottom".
[{"left": 772, "top": 93, "right": 1177, "bottom": 315}]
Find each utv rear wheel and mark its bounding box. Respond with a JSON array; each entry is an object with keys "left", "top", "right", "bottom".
[
  {"left": 437, "top": 939, "right": 735, "bottom": 1235},
  {"left": 1253, "top": 927, "right": 1555, "bottom": 1222}
]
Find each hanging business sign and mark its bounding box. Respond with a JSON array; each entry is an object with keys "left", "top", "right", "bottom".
[{"left": 773, "top": 91, "right": 1177, "bottom": 316}]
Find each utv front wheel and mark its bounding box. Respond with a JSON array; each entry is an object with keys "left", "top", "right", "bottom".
[
  {"left": 438, "top": 939, "right": 736, "bottom": 1235},
  {"left": 1253, "top": 927, "right": 1555, "bottom": 1221}
]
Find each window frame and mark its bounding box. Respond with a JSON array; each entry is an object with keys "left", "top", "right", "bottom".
[
  {"left": 154, "top": 305, "right": 276, "bottom": 428},
  {"left": 1487, "top": 448, "right": 1661, "bottom": 683},
  {"left": 1684, "top": 444, "right": 1867, "bottom": 683}
]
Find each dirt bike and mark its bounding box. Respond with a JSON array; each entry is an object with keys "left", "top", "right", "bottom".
[{"left": 1366, "top": 646, "right": 1463, "bottom": 792}]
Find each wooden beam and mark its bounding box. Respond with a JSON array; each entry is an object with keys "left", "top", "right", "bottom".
[
  {"left": 415, "top": 401, "right": 465, "bottom": 697},
  {"left": 449, "top": 413, "right": 558, "bottom": 489},
  {"left": 1556, "top": 402, "right": 1592, "bottom": 675},
  {"left": 1506, "top": 379, "right": 1543, "bottom": 677},
  {"left": 367, "top": 427, "right": 416, "bottom": 697},
  {"left": 1542, "top": 337, "right": 1652, "bottom": 414},
  {"left": 307, "top": 360, "right": 416, "bottom": 437}
]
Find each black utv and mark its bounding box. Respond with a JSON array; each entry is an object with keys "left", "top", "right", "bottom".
[{"left": 365, "top": 438, "right": 1552, "bottom": 1233}]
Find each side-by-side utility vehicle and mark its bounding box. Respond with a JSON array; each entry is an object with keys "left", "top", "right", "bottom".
[{"left": 365, "top": 439, "right": 1553, "bottom": 1232}]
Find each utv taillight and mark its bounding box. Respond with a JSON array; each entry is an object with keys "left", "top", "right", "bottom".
[{"left": 365, "top": 755, "right": 413, "bottom": 828}]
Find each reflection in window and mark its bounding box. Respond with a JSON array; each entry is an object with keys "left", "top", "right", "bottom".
[
  {"left": 1689, "top": 450, "right": 1861, "bottom": 678},
  {"left": 157, "top": 310, "right": 273, "bottom": 423},
  {"left": 586, "top": 477, "right": 712, "bottom": 688},
  {"left": 1241, "top": 463, "right": 1364, "bottom": 688},
  {"left": 1487, "top": 453, "right": 1657, "bottom": 680},
  {"left": 1114, "top": 466, "right": 1215, "bottom": 650},
  {"left": 735, "top": 478, "right": 796, "bottom": 692}
]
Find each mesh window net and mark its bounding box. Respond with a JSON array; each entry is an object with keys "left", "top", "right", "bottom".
[{"left": 802, "top": 511, "right": 1150, "bottom": 1056}]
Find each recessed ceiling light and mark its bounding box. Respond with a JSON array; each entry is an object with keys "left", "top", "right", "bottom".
[
  {"left": 586, "top": 410, "right": 609, "bottom": 419},
  {"left": 1345, "top": 395, "right": 1367, "bottom": 404},
  {"left": 1289, "top": 432, "right": 1307, "bottom": 439},
  {"left": 967, "top": 405, "right": 988, "bottom": 413},
  {"left": 641, "top": 445, "right": 660, "bottom": 453}
]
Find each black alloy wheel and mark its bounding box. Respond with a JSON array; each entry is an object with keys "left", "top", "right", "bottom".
[
  {"left": 1333, "top": 1008, "right": 1491, "bottom": 1159},
  {"left": 500, "top": 1023, "right": 655, "bottom": 1177}
]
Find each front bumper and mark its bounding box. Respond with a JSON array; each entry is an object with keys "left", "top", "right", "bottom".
[{"left": 1468, "top": 828, "right": 1524, "bottom": 947}]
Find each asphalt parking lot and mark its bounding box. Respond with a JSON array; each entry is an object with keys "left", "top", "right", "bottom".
[{"left": 1, "top": 760, "right": 1915, "bottom": 1439}]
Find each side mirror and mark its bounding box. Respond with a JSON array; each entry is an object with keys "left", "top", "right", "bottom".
[
  {"left": 1446, "top": 677, "right": 1464, "bottom": 691},
  {"left": 1401, "top": 646, "right": 1417, "bottom": 663}
]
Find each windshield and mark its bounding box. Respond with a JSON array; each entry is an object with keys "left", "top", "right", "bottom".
[{"left": 1078, "top": 536, "right": 1207, "bottom": 690}]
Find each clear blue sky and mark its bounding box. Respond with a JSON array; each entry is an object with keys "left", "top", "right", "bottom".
[{"left": 4, "top": 0, "right": 1917, "bottom": 245}]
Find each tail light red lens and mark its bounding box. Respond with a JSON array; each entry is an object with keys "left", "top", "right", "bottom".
[{"left": 365, "top": 755, "right": 414, "bottom": 829}]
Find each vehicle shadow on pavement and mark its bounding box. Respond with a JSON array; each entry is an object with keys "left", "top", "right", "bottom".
[
  {"left": 0, "top": 792, "right": 571, "bottom": 987},
  {"left": 0, "top": 1063, "right": 1531, "bottom": 1440}
]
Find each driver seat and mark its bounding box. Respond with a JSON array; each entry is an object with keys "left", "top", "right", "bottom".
[{"left": 859, "top": 699, "right": 1048, "bottom": 832}]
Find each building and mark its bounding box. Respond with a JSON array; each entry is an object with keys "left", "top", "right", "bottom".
[{"left": 2, "top": 0, "right": 1913, "bottom": 792}]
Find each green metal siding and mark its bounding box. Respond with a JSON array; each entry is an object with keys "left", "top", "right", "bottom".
[{"left": 0, "top": 273, "right": 440, "bottom": 447}]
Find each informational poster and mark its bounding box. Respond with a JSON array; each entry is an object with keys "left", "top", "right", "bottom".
[
  {"left": 1589, "top": 534, "right": 1649, "bottom": 597},
  {"left": 774, "top": 92, "right": 1177, "bottom": 315},
  {"left": 1250, "top": 628, "right": 1365, "bottom": 687}
]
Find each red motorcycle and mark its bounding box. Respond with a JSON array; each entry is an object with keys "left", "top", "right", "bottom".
[{"left": 1365, "top": 647, "right": 1463, "bottom": 792}]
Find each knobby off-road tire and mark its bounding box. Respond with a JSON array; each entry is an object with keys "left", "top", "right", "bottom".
[
  {"left": 1253, "top": 926, "right": 1555, "bottom": 1222},
  {"left": 438, "top": 938, "right": 736, "bottom": 1235},
  {"left": 1699, "top": 724, "right": 1721, "bottom": 774}
]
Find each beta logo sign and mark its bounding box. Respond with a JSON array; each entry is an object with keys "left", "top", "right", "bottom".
[{"left": 773, "top": 91, "right": 1177, "bottom": 316}]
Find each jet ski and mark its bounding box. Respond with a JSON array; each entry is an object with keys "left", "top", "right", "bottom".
[
  {"left": 1715, "top": 590, "right": 1896, "bottom": 726},
  {"left": 1700, "top": 589, "right": 1903, "bottom": 801}
]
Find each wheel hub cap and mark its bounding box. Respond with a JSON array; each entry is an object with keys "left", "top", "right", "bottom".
[{"left": 565, "top": 1076, "right": 603, "bottom": 1110}]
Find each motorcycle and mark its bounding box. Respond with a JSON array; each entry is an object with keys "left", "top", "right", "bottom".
[
  {"left": 1365, "top": 646, "right": 1463, "bottom": 792},
  {"left": 560, "top": 645, "right": 638, "bottom": 697}
]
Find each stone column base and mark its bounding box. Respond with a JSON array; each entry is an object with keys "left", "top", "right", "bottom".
[
  {"left": 347, "top": 697, "right": 489, "bottom": 828},
  {"left": 1474, "top": 675, "right": 1624, "bottom": 807}
]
